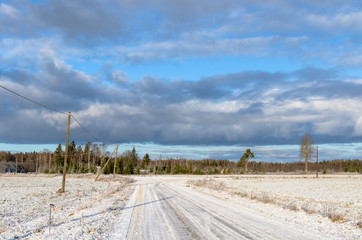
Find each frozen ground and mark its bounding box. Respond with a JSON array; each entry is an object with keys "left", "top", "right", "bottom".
[
  {"left": 0, "top": 174, "right": 361, "bottom": 239},
  {"left": 186, "top": 174, "right": 362, "bottom": 239},
  {"left": 0, "top": 174, "right": 134, "bottom": 239}
]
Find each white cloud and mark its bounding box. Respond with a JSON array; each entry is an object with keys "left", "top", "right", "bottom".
[
  {"left": 354, "top": 117, "right": 362, "bottom": 136},
  {"left": 0, "top": 3, "right": 19, "bottom": 18},
  {"left": 182, "top": 99, "right": 247, "bottom": 114},
  {"left": 307, "top": 11, "right": 362, "bottom": 32},
  {"left": 111, "top": 70, "right": 128, "bottom": 85}
]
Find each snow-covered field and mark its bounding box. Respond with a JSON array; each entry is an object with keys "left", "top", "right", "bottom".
[
  {"left": 186, "top": 174, "right": 362, "bottom": 239},
  {"left": 0, "top": 174, "right": 134, "bottom": 239},
  {"left": 0, "top": 174, "right": 361, "bottom": 239}
]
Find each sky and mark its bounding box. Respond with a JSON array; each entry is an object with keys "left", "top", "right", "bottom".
[{"left": 1, "top": 0, "right": 362, "bottom": 162}]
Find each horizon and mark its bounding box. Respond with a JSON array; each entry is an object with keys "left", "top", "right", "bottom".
[{"left": 1, "top": 142, "right": 362, "bottom": 163}]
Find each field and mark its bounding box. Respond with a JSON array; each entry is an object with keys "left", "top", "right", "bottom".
[
  {"left": 0, "top": 174, "right": 134, "bottom": 239},
  {"left": 187, "top": 174, "right": 362, "bottom": 239},
  {"left": 0, "top": 174, "right": 361, "bottom": 239}
]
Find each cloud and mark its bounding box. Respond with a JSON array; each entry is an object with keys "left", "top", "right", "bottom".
[
  {"left": 2, "top": 0, "right": 362, "bottom": 71},
  {"left": 3, "top": 55, "right": 362, "bottom": 146},
  {"left": 1, "top": 1, "right": 362, "bottom": 152}
]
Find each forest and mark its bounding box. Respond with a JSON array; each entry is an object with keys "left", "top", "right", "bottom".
[{"left": 0, "top": 142, "right": 361, "bottom": 175}]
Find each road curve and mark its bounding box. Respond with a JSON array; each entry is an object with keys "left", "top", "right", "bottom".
[{"left": 111, "top": 177, "right": 331, "bottom": 240}]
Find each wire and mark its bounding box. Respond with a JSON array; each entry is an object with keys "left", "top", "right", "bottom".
[
  {"left": 0, "top": 84, "right": 98, "bottom": 141},
  {"left": 0, "top": 83, "right": 68, "bottom": 114},
  {"left": 71, "top": 115, "right": 98, "bottom": 141},
  {"left": 0, "top": 84, "right": 68, "bottom": 115}
]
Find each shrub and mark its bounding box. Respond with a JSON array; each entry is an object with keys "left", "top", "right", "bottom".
[{"left": 328, "top": 213, "right": 345, "bottom": 222}]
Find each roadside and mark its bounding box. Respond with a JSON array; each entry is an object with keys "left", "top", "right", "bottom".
[
  {"left": 0, "top": 174, "right": 134, "bottom": 239},
  {"left": 186, "top": 174, "right": 362, "bottom": 239}
]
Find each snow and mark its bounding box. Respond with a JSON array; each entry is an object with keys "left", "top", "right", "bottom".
[
  {"left": 186, "top": 174, "right": 362, "bottom": 239},
  {"left": 0, "top": 174, "right": 134, "bottom": 239},
  {"left": 0, "top": 174, "right": 361, "bottom": 239}
]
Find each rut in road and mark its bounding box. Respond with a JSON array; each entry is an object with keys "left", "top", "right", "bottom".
[{"left": 112, "top": 180, "right": 331, "bottom": 240}]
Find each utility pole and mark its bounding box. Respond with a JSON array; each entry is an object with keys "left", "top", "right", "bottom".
[
  {"left": 48, "top": 153, "right": 51, "bottom": 176},
  {"left": 316, "top": 146, "right": 319, "bottom": 178},
  {"left": 95, "top": 146, "right": 118, "bottom": 181},
  {"left": 113, "top": 144, "right": 118, "bottom": 178},
  {"left": 61, "top": 112, "right": 71, "bottom": 193},
  {"left": 87, "top": 144, "right": 91, "bottom": 172}
]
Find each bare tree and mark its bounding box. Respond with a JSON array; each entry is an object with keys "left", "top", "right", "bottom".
[
  {"left": 101, "top": 142, "right": 107, "bottom": 166},
  {"left": 76, "top": 145, "right": 83, "bottom": 173},
  {"left": 85, "top": 142, "right": 91, "bottom": 172},
  {"left": 300, "top": 133, "right": 315, "bottom": 173},
  {"left": 91, "top": 143, "right": 99, "bottom": 170}
]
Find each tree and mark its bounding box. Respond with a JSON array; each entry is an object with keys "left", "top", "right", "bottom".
[
  {"left": 142, "top": 153, "right": 151, "bottom": 169},
  {"left": 101, "top": 142, "right": 107, "bottom": 166},
  {"left": 300, "top": 133, "right": 315, "bottom": 172},
  {"left": 84, "top": 142, "right": 91, "bottom": 172},
  {"left": 131, "top": 147, "right": 139, "bottom": 166},
  {"left": 238, "top": 149, "right": 254, "bottom": 173},
  {"left": 54, "top": 144, "right": 64, "bottom": 167}
]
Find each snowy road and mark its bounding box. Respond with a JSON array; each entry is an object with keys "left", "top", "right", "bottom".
[{"left": 111, "top": 177, "right": 330, "bottom": 240}]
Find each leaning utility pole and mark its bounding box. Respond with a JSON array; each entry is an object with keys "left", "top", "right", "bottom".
[
  {"left": 95, "top": 146, "right": 118, "bottom": 181},
  {"left": 61, "top": 112, "right": 71, "bottom": 193}
]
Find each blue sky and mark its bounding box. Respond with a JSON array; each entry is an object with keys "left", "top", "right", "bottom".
[{"left": 1, "top": 0, "right": 362, "bottom": 162}]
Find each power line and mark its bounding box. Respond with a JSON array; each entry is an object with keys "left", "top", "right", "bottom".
[
  {"left": 71, "top": 115, "right": 98, "bottom": 141},
  {"left": 0, "top": 84, "right": 68, "bottom": 115},
  {"left": 0, "top": 84, "right": 98, "bottom": 141}
]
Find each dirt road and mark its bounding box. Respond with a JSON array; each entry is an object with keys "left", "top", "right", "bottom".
[{"left": 111, "top": 177, "right": 331, "bottom": 240}]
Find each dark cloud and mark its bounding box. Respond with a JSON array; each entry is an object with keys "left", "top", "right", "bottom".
[
  {"left": 1, "top": 1, "right": 362, "bottom": 152},
  {"left": 2, "top": 65, "right": 362, "bottom": 146},
  {"left": 1, "top": 0, "right": 361, "bottom": 46}
]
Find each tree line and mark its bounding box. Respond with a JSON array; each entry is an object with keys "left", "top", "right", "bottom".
[{"left": 0, "top": 142, "right": 361, "bottom": 175}]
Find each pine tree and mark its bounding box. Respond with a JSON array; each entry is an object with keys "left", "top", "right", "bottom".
[{"left": 54, "top": 144, "right": 64, "bottom": 167}]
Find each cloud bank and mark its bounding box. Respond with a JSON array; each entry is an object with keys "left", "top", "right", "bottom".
[{"left": 1, "top": 0, "right": 362, "bottom": 161}]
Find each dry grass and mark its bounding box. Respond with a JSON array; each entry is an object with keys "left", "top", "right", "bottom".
[
  {"left": 187, "top": 177, "right": 357, "bottom": 225},
  {"left": 284, "top": 202, "right": 299, "bottom": 211},
  {"left": 257, "top": 194, "right": 275, "bottom": 204},
  {"left": 301, "top": 205, "right": 316, "bottom": 214},
  {"left": 187, "top": 178, "right": 225, "bottom": 191},
  {"left": 328, "top": 213, "right": 345, "bottom": 222}
]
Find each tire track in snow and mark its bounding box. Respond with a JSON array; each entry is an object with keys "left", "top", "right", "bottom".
[
  {"left": 110, "top": 185, "right": 139, "bottom": 239},
  {"left": 112, "top": 178, "right": 333, "bottom": 240}
]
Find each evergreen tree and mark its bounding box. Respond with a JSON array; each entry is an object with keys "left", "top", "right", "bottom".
[
  {"left": 142, "top": 153, "right": 151, "bottom": 169},
  {"left": 238, "top": 149, "right": 254, "bottom": 173},
  {"left": 54, "top": 144, "right": 64, "bottom": 167}
]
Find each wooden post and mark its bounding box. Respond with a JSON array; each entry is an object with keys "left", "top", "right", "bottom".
[
  {"left": 87, "top": 145, "right": 91, "bottom": 172},
  {"left": 61, "top": 112, "right": 71, "bottom": 193},
  {"left": 316, "top": 146, "right": 319, "bottom": 178},
  {"left": 49, "top": 204, "right": 55, "bottom": 235},
  {"left": 15, "top": 157, "right": 18, "bottom": 175},
  {"left": 48, "top": 153, "right": 51, "bottom": 175},
  {"left": 36, "top": 155, "right": 38, "bottom": 174},
  {"left": 113, "top": 145, "right": 118, "bottom": 178},
  {"left": 95, "top": 146, "right": 118, "bottom": 181},
  {"left": 49, "top": 204, "right": 52, "bottom": 235}
]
